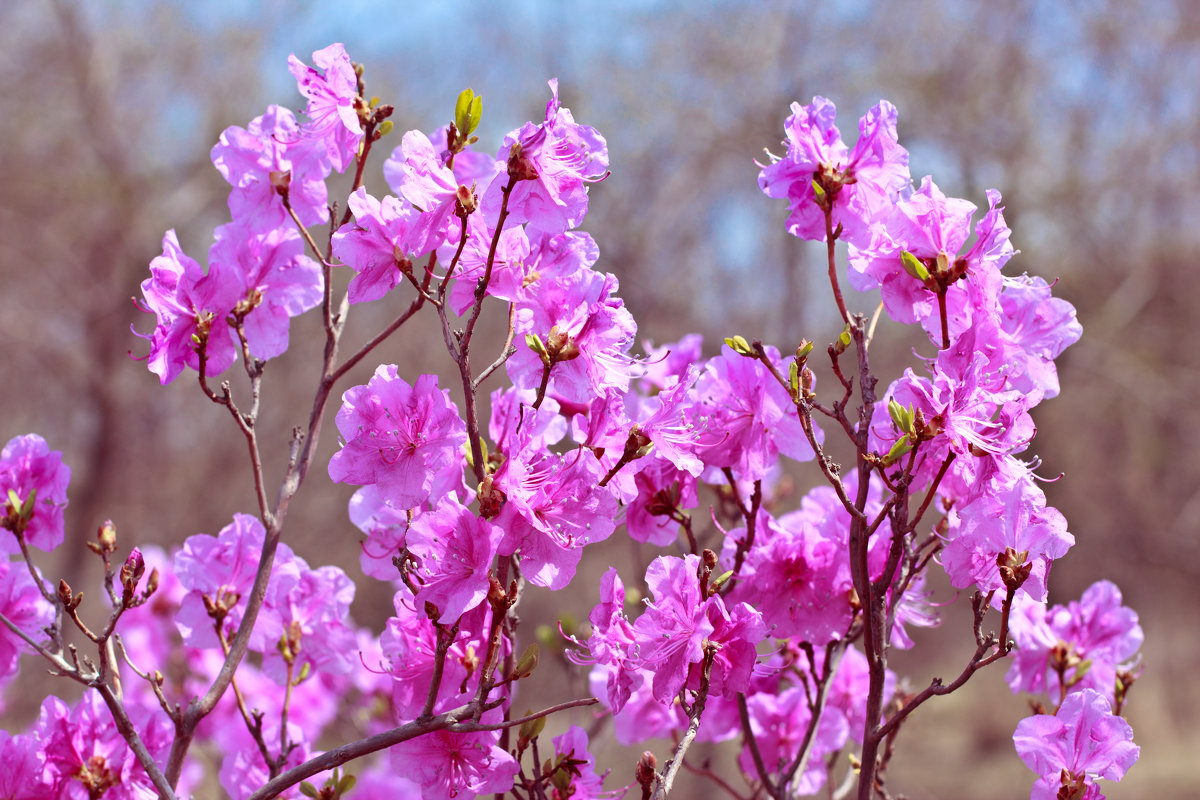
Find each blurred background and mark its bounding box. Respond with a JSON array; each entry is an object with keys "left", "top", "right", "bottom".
[{"left": 2, "top": 0, "right": 1197, "bottom": 797}]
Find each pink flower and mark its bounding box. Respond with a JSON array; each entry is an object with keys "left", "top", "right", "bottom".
[
  {"left": 332, "top": 187, "right": 436, "bottom": 305},
  {"left": 940, "top": 476, "right": 1074, "bottom": 601},
  {"left": 1013, "top": 689, "right": 1138, "bottom": 800},
  {"left": 328, "top": 368, "right": 467, "bottom": 510},
  {"left": 994, "top": 274, "right": 1083, "bottom": 403},
  {"left": 405, "top": 498, "right": 503, "bottom": 623},
  {"left": 725, "top": 509, "right": 853, "bottom": 645},
  {"left": 389, "top": 726, "right": 518, "bottom": 800},
  {"left": 209, "top": 222, "right": 323, "bottom": 360},
  {"left": 758, "top": 97, "right": 910, "bottom": 248},
  {"left": 632, "top": 554, "right": 764, "bottom": 705},
  {"left": 0, "top": 730, "right": 46, "bottom": 799},
  {"left": 738, "top": 685, "right": 849, "bottom": 795},
  {"left": 494, "top": 444, "right": 618, "bottom": 590},
  {"left": 692, "top": 345, "right": 817, "bottom": 482},
  {"left": 587, "top": 666, "right": 686, "bottom": 745},
  {"left": 382, "top": 128, "right": 459, "bottom": 254},
  {"left": 37, "top": 692, "right": 173, "bottom": 800},
  {"left": 482, "top": 79, "right": 609, "bottom": 236},
  {"left": 0, "top": 558, "right": 53, "bottom": 683},
  {"left": 173, "top": 513, "right": 300, "bottom": 651},
  {"left": 582, "top": 568, "right": 644, "bottom": 711},
  {"left": 507, "top": 267, "right": 638, "bottom": 404},
  {"left": 210, "top": 104, "right": 330, "bottom": 234},
  {"left": 348, "top": 485, "right": 413, "bottom": 582},
  {"left": 548, "top": 726, "right": 613, "bottom": 799},
  {"left": 135, "top": 230, "right": 242, "bottom": 384},
  {"left": 1007, "top": 581, "right": 1142, "bottom": 706},
  {"left": 288, "top": 43, "right": 363, "bottom": 173},
  {"left": 0, "top": 433, "right": 70, "bottom": 552}
]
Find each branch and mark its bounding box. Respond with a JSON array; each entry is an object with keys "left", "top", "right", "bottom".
[{"left": 244, "top": 697, "right": 597, "bottom": 800}]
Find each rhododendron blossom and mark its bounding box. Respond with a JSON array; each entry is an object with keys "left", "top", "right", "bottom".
[{"left": 0, "top": 43, "right": 1141, "bottom": 800}]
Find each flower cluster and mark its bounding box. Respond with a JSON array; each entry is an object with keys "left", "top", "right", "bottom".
[{"left": 0, "top": 51, "right": 1141, "bottom": 800}]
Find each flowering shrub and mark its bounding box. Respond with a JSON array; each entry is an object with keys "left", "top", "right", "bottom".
[{"left": 0, "top": 44, "right": 1140, "bottom": 800}]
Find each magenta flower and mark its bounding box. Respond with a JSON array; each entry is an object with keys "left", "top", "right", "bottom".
[
  {"left": 1008, "top": 581, "right": 1142, "bottom": 706},
  {"left": 633, "top": 554, "right": 766, "bottom": 705},
  {"left": 738, "top": 686, "right": 850, "bottom": 795},
  {"left": 348, "top": 484, "right": 414, "bottom": 581},
  {"left": 994, "top": 274, "right": 1084, "bottom": 403},
  {"left": 382, "top": 129, "right": 459, "bottom": 253},
  {"left": 0, "top": 558, "right": 53, "bottom": 683},
  {"left": 389, "top": 725, "right": 518, "bottom": 800},
  {"left": 442, "top": 215, "right": 534, "bottom": 315},
  {"left": 288, "top": 43, "right": 363, "bottom": 173},
  {"left": 482, "top": 79, "right": 609, "bottom": 236},
  {"left": 638, "top": 333, "right": 704, "bottom": 392},
  {"left": 1013, "top": 689, "right": 1138, "bottom": 800},
  {"left": 849, "top": 179, "right": 1012, "bottom": 328},
  {"left": 578, "top": 567, "right": 643, "bottom": 712},
  {"left": 549, "top": 726, "right": 612, "bottom": 800},
  {"left": 135, "top": 230, "right": 242, "bottom": 384},
  {"left": 405, "top": 498, "right": 503, "bottom": 623},
  {"left": 625, "top": 458, "right": 699, "bottom": 546},
  {"left": 589, "top": 666, "right": 688, "bottom": 745},
  {"left": 874, "top": 326, "right": 1036, "bottom": 501},
  {"left": 494, "top": 444, "right": 618, "bottom": 590},
  {"left": 173, "top": 513, "right": 300, "bottom": 651},
  {"left": 381, "top": 587, "right": 498, "bottom": 718},
  {"left": 827, "top": 645, "right": 896, "bottom": 743},
  {"left": 0, "top": 433, "right": 70, "bottom": 552},
  {"left": 0, "top": 730, "right": 46, "bottom": 799},
  {"left": 506, "top": 267, "right": 638, "bottom": 404},
  {"left": 37, "top": 692, "right": 173, "bottom": 800},
  {"left": 332, "top": 187, "right": 437, "bottom": 305},
  {"left": 692, "top": 344, "right": 817, "bottom": 482},
  {"left": 758, "top": 96, "right": 910, "bottom": 248},
  {"left": 725, "top": 509, "right": 853, "bottom": 644},
  {"left": 209, "top": 222, "right": 323, "bottom": 360},
  {"left": 259, "top": 561, "right": 357, "bottom": 682},
  {"left": 220, "top": 723, "right": 310, "bottom": 800},
  {"left": 940, "top": 476, "right": 1074, "bottom": 601},
  {"left": 210, "top": 104, "right": 330, "bottom": 234},
  {"left": 328, "top": 368, "right": 467, "bottom": 510}
]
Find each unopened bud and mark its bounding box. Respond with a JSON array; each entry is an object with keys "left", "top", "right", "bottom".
[
  {"left": 97, "top": 521, "right": 117, "bottom": 554},
  {"left": 477, "top": 473, "right": 507, "bottom": 519},
  {"left": 454, "top": 183, "right": 476, "bottom": 216},
  {"left": 996, "top": 546, "right": 1032, "bottom": 591},
  {"left": 120, "top": 547, "right": 145, "bottom": 603},
  {"left": 513, "top": 642, "right": 539, "bottom": 679},
  {"left": 635, "top": 751, "right": 658, "bottom": 795},
  {"left": 545, "top": 325, "right": 580, "bottom": 362},
  {"left": 507, "top": 141, "right": 538, "bottom": 181},
  {"left": 833, "top": 323, "right": 853, "bottom": 355},
  {"left": 622, "top": 426, "right": 654, "bottom": 462},
  {"left": 900, "top": 250, "right": 931, "bottom": 282},
  {"left": 517, "top": 709, "right": 546, "bottom": 751}
]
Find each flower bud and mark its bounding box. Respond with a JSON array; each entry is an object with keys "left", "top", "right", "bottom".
[
  {"left": 120, "top": 547, "right": 145, "bottom": 603},
  {"left": 635, "top": 751, "right": 658, "bottom": 796},
  {"left": 97, "top": 522, "right": 118, "bottom": 554},
  {"left": 507, "top": 142, "right": 538, "bottom": 182},
  {"left": 454, "top": 184, "right": 476, "bottom": 217},
  {"left": 996, "top": 546, "right": 1032, "bottom": 592}
]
